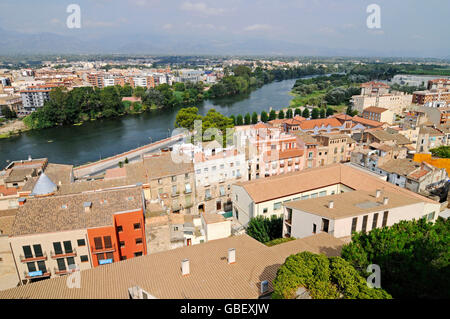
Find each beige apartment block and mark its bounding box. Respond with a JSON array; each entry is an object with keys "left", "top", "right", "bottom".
[
  {"left": 352, "top": 93, "right": 412, "bottom": 114},
  {"left": 315, "top": 133, "right": 356, "bottom": 166},
  {"left": 10, "top": 229, "right": 92, "bottom": 283},
  {"left": 362, "top": 107, "right": 395, "bottom": 125}
]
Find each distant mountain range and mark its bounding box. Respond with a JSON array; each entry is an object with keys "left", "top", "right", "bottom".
[{"left": 0, "top": 27, "right": 448, "bottom": 59}]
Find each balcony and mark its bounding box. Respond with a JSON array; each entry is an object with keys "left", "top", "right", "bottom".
[
  {"left": 20, "top": 252, "right": 47, "bottom": 263},
  {"left": 91, "top": 243, "right": 116, "bottom": 254},
  {"left": 24, "top": 270, "right": 51, "bottom": 280},
  {"left": 171, "top": 191, "right": 180, "bottom": 198},
  {"left": 205, "top": 195, "right": 212, "bottom": 201},
  {"left": 51, "top": 248, "right": 77, "bottom": 259}
]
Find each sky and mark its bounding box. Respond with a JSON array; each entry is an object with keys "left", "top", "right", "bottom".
[{"left": 0, "top": 0, "right": 449, "bottom": 57}]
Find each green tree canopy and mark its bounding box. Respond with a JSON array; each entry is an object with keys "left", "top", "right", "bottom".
[
  {"left": 341, "top": 218, "right": 450, "bottom": 299},
  {"left": 246, "top": 215, "right": 283, "bottom": 243},
  {"left": 244, "top": 113, "right": 251, "bottom": 125},
  {"left": 320, "top": 108, "right": 326, "bottom": 118},
  {"left": 269, "top": 109, "right": 277, "bottom": 121},
  {"left": 278, "top": 110, "right": 285, "bottom": 119},
  {"left": 302, "top": 108, "right": 310, "bottom": 118},
  {"left": 286, "top": 108, "right": 293, "bottom": 119},
  {"left": 174, "top": 107, "right": 202, "bottom": 130},
  {"left": 430, "top": 146, "right": 450, "bottom": 158},
  {"left": 261, "top": 111, "right": 269, "bottom": 123},
  {"left": 272, "top": 252, "right": 392, "bottom": 299},
  {"left": 311, "top": 108, "right": 320, "bottom": 119},
  {"left": 236, "top": 114, "right": 244, "bottom": 126},
  {"left": 251, "top": 112, "right": 258, "bottom": 124}
]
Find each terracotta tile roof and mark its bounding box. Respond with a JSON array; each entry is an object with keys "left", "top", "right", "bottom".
[
  {"left": 285, "top": 190, "right": 422, "bottom": 219},
  {"left": 0, "top": 185, "right": 19, "bottom": 196},
  {"left": 44, "top": 163, "right": 73, "bottom": 185},
  {"left": 362, "top": 106, "right": 389, "bottom": 114},
  {"left": 104, "top": 167, "right": 127, "bottom": 180},
  {"left": 378, "top": 158, "right": 421, "bottom": 176},
  {"left": 293, "top": 132, "right": 319, "bottom": 145},
  {"left": 0, "top": 215, "right": 16, "bottom": 236},
  {"left": 298, "top": 118, "right": 342, "bottom": 130},
  {"left": 367, "top": 130, "right": 412, "bottom": 145},
  {"left": 143, "top": 153, "right": 194, "bottom": 180},
  {"left": 11, "top": 186, "right": 143, "bottom": 237},
  {"left": 360, "top": 81, "right": 390, "bottom": 88},
  {"left": 235, "top": 163, "right": 438, "bottom": 204},
  {"left": 277, "top": 149, "right": 304, "bottom": 160},
  {"left": 352, "top": 116, "right": 384, "bottom": 127},
  {"left": 201, "top": 212, "right": 226, "bottom": 224},
  {"left": 0, "top": 233, "right": 344, "bottom": 299},
  {"left": 419, "top": 126, "right": 444, "bottom": 136}
]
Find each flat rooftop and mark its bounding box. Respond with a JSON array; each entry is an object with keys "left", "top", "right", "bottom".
[{"left": 284, "top": 190, "right": 423, "bottom": 219}]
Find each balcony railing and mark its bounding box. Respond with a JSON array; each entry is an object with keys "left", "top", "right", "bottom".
[
  {"left": 24, "top": 269, "right": 51, "bottom": 279},
  {"left": 171, "top": 191, "right": 180, "bottom": 197},
  {"left": 53, "top": 266, "right": 79, "bottom": 276},
  {"left": 50, "top": 248, "right": 77, "bottom": 259},
  {"left": 20, "top": 252, "right": 47, "bottom": 263},
  {"left": 90, "top": 243, "right": 116, "bottom": 254}
]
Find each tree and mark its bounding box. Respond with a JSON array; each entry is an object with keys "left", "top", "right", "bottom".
[
  {"left": 341, "top": 218, "right": 450, "bottom": 299},
  {"left": 251, "top": 112, "right": 258, "bottom": 124},
  {"left": 261, "top": 111, "right": 268, "bottom": 123},
  {"left": 236, "top": 114, "right": 244, "bottom": 126},
  {"left": 269, "top": 109, "right": 277, "bottom": 121},
  {"left": 272, "top": 252, "right": 391, "bottom": 299},
  {"left": 229, "top": 115, "right": 236, "bottom": 126},
  {"left": 278, "top": 110, "right": 285, "bottom": 119},
  {"left": 326, "top": 107, "right": 335, "bottom": 117},
  {"left": 246, "top": 215, "right": 283, "bottom": 243},
  {"left": 244, "top": 113, "right": 251, "bottom": 125},
  {"left": 320, "top": 108, "right": 326, "bottom": 118},
  {"left": 311, "top": 108, "right": 320, "bottom": 119},
  {"left": 302, "top": 108, "right": 310, "bottom": 118},
  {"left": 430, "top": 146, "right": 450, "bottom": 158},
  {"left": 0, "top": 106, "right": 17, "bottom": 119},
  {"left": 174, "top": 107, "right": 201, "bottom": 130},
  {"left": 294, "top": 108, "right": 302, "bottom": 116},
  {"left": 286, "top": 108, "right": 293, "bottom": 119}
]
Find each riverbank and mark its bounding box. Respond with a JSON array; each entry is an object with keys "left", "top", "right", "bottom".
[
  {"left": 0, "top": 119, "right": 29, "bottom": 139},
  {"left": 0, "top": 78, "right": 298, "bottom": 168}
]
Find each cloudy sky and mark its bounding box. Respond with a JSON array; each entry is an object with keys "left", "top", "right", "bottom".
[{"left": 0, "top": 0, "right": 448, "bottom": 57}]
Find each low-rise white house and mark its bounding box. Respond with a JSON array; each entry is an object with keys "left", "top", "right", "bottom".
[{"left": 283, "top": 189, "right": 437, "bottom": 240}]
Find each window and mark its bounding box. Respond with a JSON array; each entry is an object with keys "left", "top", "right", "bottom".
[
  {"left": 134, "top": 252, "right": 143, "bottom": 257},
  {"left": 27, "top": 262, "right": 36, "bottom": 272},
  {"left": 120, "top": 241, "right": 125, "bottom": 248},
  {"left": 427, "top": 212, "right": 435, "bottom": 221},
  {"left": 57, "top": 258, "right": 66, "bottom": 271},
  {"left": 172, "top": 185, "right": 177, "bottom": 195},
  {"left": 103, "top": 236, "right": 112, "bottom": 249},
  {"left": 67, "top": 257, "right": 75, "bottom": 267},
  {"left": 313, "top": 224, "right": 317, "bottom": 234},
  {"left": 94, "top": 237, "right": 103, "bottom": 250},
  {"left": 382, "top": 211, "right": 389, "bottom": 227},
  {"left": 53, "top": 242, "right": 63, "bottom": 255},
  {"left": 158, "top": 178, "right": 162, "bottom": 185},
  {"left": 351, "top": 217, "right": 358, "bottom": 234},
  {"left": 63, "top": 241, "right": 73, "bottom": 254},
  {"left": 185, "top": 173, "right": 189, "bottom": 179},
  {"left": 77, "top": 239, "right": 86, "bottom": 247},
  {"left": 263, "top": 208, "right": 268, "bottom": 214},
  {"left": 133, "top": 223, "right": 141, "bottom": 230},
  {"left": 301, "top": 195, "right": 310, "bottom": 200},
  {"left": 321, "top": 219, "right": 329, "bottom": 233},
  {"left": 310, "top": 193, "right": 318, "bottom": 199},
  {"left": 33, "top": 244, "right": 43, "bottom": 257},
  {"left": 362, "top": 215, "right": 368, "bottom": 233},
  {"left": 80, "top": 255, "right": 89, "bottom": 263},
  {"left": 372, "top": 213, "right": 379, "bottom": 229},
  {"left": 117, "top": 226, "right": 123, "bottom": 232},
  {"left": 273, "top": 202, "right": 282, "bottom": 210},
  {"left": 106, "top": 252, "right": 114, "bottom": 261},
  {"left": 319, "top": 191, "right": 327, "bottom": 197},
  {"left": 136, "top": 238, "right": 143, "bottom": 245},
  {"left": 121, "top": 256, "right": 127, "bottom": 261},
  {"left": 37, "top": 260, "right": 47, "bottom": 273},
  {"left": 171, "top": 176, "right": 177, "bottom": 182},
  {"left": 185, "top": 183, "right": 192, "bottom": 193}
]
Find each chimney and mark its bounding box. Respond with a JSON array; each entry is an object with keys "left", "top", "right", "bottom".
[
  {"left": 376, "top": 189, "right": 381, "bottom": 198},
  {"left": 383, "top": 197, "right": 389, "bottom": 205},
  {"left": 181, "top": 259, "right": 190, "bottom": 276},
  {"left": 228, "top": 248, "right": 236, "bottom": 264},
  {"left": 18, "top": 198, "right": 26, "bottom": 206},
  {"left": 83, "top": 201, "right": 92, "bottom": 212},
  {"left": 328, "top": 201, "right": 334, "bottom": 209}
]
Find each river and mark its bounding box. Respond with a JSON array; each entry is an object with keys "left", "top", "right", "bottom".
[{"left": 0, "top": 78, "right": 301, "bottom": 168}]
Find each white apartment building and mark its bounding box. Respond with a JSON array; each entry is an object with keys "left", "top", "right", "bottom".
[
  {"left": 283, "top": 189, "right": 438, "bottom": 240},
  {"left": 232, "top": 163, "right": 441, "bottom": 227}
]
